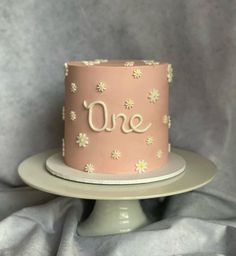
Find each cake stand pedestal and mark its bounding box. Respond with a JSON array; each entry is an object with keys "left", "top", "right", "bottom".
[
  {"left": 78, "top": 199, "right": 150, "bottom": 236},
  {"left": 18, "top": 148, "right": 217, "bottom": 237}
]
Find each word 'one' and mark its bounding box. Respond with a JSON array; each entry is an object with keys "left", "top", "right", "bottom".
[{"left": 83, "top": 100, "right": 152, "bottom": 133}]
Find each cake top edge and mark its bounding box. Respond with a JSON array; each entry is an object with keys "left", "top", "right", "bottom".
[{"left": 65, "top": 59, "right": 170, "bottom": 67}]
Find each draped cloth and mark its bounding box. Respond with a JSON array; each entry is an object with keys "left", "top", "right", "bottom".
[{"left": 0, "top": 0, "right": 236, "bottom": 255}]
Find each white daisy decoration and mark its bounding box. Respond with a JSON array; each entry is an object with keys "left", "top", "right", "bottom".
[
  {"left": 111, "top": 150, "right": 121, "bottom": 160},
  {"left": 99, "top": 59, "right": 108, "bottom": 63},
  {"left": 163, "top": 114, "right": 169, "bottom": 125},
  {"left": 143, "top": 59, "right": 154, "bottom": 62},
  {"left": 70, "top": 83, "right": 77, "bottom": 93},
  {"left": 168, "top": 116, "right": 171, "bottom": 128},
  {"left": 82, "top": 61, "right": 94, "bottom": 66},
  {"left": 62, "top": 138, "right": 65, "bottom": 157},
  {"left": 133, "top": 69, "right": 142, "bottom": 79},
  {"left": 84, "top": 163, "right": 95, "bottom": 173},
  {"left": 135, "top": 160, "right": 148, "bottom": 173},
  {"left": 93, "top": 59, "right": 101, "bottom": 64},
  {"left": 167, "top": 64, "right": 173, "bottom": 83},
  {"left": 62, "top": 106, "right": 65, "bottom": 120},
  {"left": 69, "top": 111, "right": 76, "bottom": 121},
  {"left": 124, "top": 99, "right": 134, "bottom": 110},
  {"left": 143, "top": 60, "right": 155, "bottom": 65},
  {"left": 168, "top": 143, "right": 171, "bottom": 153},
  {"left": 64, "top": 63, "right": 68, "bottom": 77},
  {"left": 148, "top": 88, "right": 160, "bottom": 103},
  {"left": 96, "top": 82, "right": 106, "bottom": 93},
  {"left": 76, "top": 133, "right": 89, "bottom": 148},
  {"left": 88, "top": 61, "right": 96, "bottom": 65},
  {"left": 157, "top": 150, "right": 163, "bottom": 159},
  {"left": 124, "top": 61, "right": 134, "bottom": 67},
  {"left": 94, "top": 59, "right": 108, "bottom": 64},
  {"left": 146, "top": 136, "right": 154, "bottom": 145}
]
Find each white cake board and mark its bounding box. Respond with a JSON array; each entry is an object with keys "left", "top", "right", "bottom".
[
  {"left": 46, "top": 152, "right": 186, "bottom": 185},
  {"left": 18, "top": 148, "right": 217, "bottom": 236}
]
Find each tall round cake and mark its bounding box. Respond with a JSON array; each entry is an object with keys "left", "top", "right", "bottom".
[{"left": 63, "top": 60, "right": 173, "bottom": 174}]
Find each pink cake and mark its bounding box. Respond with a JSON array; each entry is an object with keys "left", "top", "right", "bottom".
[{"left": 62, "top": 60, "right": 173, "bottom": 174}]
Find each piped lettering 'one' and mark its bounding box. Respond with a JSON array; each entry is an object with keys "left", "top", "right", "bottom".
[{"left": 83, "top": 100, "right": 152, "bottom": 133}]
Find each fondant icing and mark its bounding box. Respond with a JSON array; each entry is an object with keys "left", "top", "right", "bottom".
[{"left": 63, "top": 60, "right": 171, "bottom": 174}]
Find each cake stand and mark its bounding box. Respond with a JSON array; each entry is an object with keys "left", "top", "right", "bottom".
[{"left": 18, "top": 148, "right": 217, "bottom": 237}]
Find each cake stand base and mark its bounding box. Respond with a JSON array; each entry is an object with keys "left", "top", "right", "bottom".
[
  {"left": 78, "top": 200, "right": 149, "bottom": 236},
  {"left": 18, "top": 148, "right": 217, "bottom": 237}
]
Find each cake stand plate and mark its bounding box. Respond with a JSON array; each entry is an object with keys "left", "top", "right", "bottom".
[
  {"left": 46, "top": 152, "right": 186, "bottom": 184},
  {"left": 18, "top": 148, "right": 217, "bottom": 236}
]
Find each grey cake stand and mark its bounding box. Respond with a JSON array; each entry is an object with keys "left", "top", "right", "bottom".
[{"left": 18, "top": 148, "right": 217, "bottom": 237}]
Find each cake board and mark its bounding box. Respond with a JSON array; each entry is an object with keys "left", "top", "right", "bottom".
[
  {"left": 18, "top": 148, "right": 217, "bottom": 236},
  {"left": 46, "top": 152, "right": 186, "bottom": 185}
]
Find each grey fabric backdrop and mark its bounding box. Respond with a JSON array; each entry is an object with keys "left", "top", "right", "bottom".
[{"left": 1, "top": 0, "right": 236, "bottom": 255}]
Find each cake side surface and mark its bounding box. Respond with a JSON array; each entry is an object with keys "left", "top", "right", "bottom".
[{"left": 63, "top": 60, "right": 171, "bottom": 174}]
